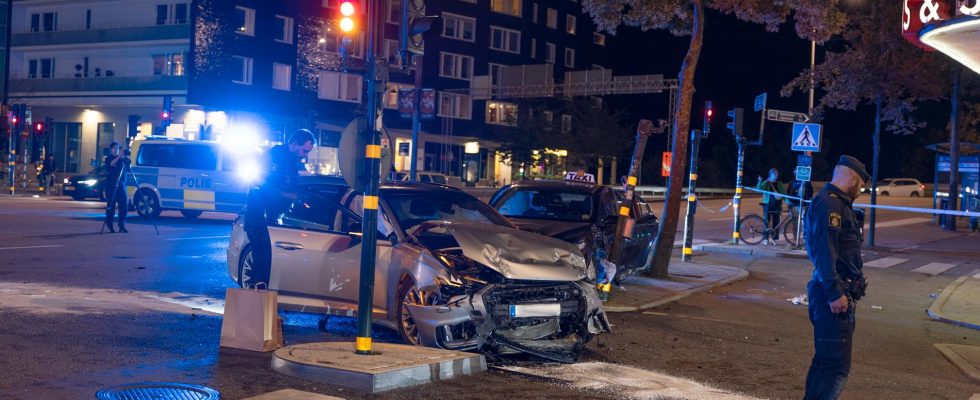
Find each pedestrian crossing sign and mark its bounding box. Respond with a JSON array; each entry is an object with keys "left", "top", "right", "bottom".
[{"left": 791, "top": 123, "right": 821, "bottom": 152}]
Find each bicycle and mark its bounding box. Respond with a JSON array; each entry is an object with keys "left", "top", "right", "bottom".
[{"left": 738, "top": 205, "right": 807, "bottom": 245}]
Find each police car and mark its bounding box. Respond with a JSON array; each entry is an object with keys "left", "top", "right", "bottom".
[
  {"left": 127, "top": 137, "right": 264, "bottom": 218},
  {"left": 488, "top": 171, "right": 659, "bottom": 283}
]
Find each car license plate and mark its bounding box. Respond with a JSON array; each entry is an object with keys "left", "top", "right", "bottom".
[
  {"left": 509, "top": 303, "right": 561, "bottom": 318},
  {"left": 63, "top": 186, "right": 74, "bottom": 192}
]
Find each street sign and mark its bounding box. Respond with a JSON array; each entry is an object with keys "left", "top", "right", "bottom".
[
  {"left": 791, "top": 123, "right": 822, "bottom": 152},
  {"left": 754, "top": 93, "right": 767, "bottom": 112},
  {"left": 797, "top": 154, "right": 813, "bottom": 167},
  {"left": 661, "top": 152, "right": 671, "bottom": 177},
  {"left": 796, "top": 166, "right": 812, "bottom": 182},
  {"left": 766, "top": 109, "right": 809, "bottom": 123}
]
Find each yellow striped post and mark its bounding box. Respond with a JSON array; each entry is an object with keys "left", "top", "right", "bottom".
[{"left": 356, "top": 336, "right": 372, "bottom": 353}]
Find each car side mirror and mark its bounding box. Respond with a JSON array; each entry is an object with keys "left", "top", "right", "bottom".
[{"left": 386, "top": 232, "right": 398, "bottom": 246}]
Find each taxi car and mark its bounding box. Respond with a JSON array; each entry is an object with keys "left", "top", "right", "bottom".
[
  {"left": 227, "top": 177, "right": 609, "bottom": 362},
  {"left": 489, "top": 178, "right": 659, "bottom": 284}
]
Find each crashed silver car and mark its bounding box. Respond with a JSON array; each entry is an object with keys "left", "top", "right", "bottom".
[{"left": 227, "top": 179, "right": 610, "bottom": 361}]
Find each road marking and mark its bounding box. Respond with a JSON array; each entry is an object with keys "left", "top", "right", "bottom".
[
  {"left": 972, "top": 272, "right": 980, "bottom": 279},
  {"left": 865, "top": 217, "right": 932, "bottom": 229},
  {"left": 166, "top": 235, "right": 230, "bottom": 241},
  {"left": 864, "top": 256, "right": 909, "bottom": 269},
  {"left": 911, "top": 262, "right": 957, "bottom": 276},
  {"left": 497, "top": 361, "right": 762, "bottom": 400},
  {"left": 0, "top": 244, "right": 64, "bottom": 251}
]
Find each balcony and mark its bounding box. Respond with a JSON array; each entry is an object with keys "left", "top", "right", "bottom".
[
  {"left": 12, "top": 24, "right": 191, "bottom": 48},
  {"left": 10, "top": 76, "right": 187, "bottom": 93}
]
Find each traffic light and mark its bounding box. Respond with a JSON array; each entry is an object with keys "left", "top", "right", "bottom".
[
  {"left": 161, "top": 95, "right": 173, "bottom": 128},
  {"left": 338, "top": 1, "right": 356, "bottom": 33},
  {"left": 400, "top": 0, "right": 438, "bottom": 56},
  {"left": 726, "top": 107, "right": 744, "bottom": 137},
  {"left": 703, "top": 100, "right": 713, "bottom": 136},
  {"left": 10, "top": 104, "right": 20, "bottom": 129},
  {"left": 128, "top": 114, "right": 142, "bottom": 139},
  {"left": 34, "top": 121, "right": 44, "bottom": 135}
]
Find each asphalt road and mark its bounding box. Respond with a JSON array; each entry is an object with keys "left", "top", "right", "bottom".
[{"left": 0, "top": 194, "right": 976, "bottom": 399}]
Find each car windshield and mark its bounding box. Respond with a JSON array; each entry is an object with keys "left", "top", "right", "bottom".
[
  {"left": 495, "top": 188, "right": 594, "bottom": 222},
  {"left": 879, "top": 179, "right": 893, "bottom": 185},
  {"left": 385, "top": 190, "right": 511, "bottom": 233}
]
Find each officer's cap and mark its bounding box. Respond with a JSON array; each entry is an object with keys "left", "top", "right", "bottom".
[{"left": 837, "top": 155, "right": 870, "bottom": 183}]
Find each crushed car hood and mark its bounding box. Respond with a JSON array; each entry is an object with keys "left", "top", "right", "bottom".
[{"left": 437, "top": 222, "right": 587, "bottom": 282}]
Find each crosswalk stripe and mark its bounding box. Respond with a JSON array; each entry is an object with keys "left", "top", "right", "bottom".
[
  {"left": 911, "top": 262, "right": 957, "bottom": 276},
  {"left": 864, "top": 256, "right": 909, "bottom": 268}
]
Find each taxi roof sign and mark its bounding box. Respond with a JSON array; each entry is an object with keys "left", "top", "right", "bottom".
[{"left": 565, "top": 170, "right": 596, "bottom": 184}]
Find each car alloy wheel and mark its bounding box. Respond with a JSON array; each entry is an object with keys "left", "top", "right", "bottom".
[
  {"left": 238, "top": 247, "right": 254, "bottom": 289},
  {"left": 397, "top": 279, "right": 434, "bottom": 346},
  {"left": 136, "top": 189, "right": 161, "bottom": 218}
]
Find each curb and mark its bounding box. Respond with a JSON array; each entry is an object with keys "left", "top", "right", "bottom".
[
  {"left": 926, "top": 270, "right": 980, "bottom": 331},
  {"left": 934, "top": 344, "right": 980, "bottom": 383},
  {"left": 603, "top": 267, "right": 750, "bottom": 313},
  {"left": 694, "top": 244, "right": 809, "bottom": 260}
]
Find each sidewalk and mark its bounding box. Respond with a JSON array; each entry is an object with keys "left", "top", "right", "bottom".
[
  {"left": 603, "top": 261, "right": 749, "bottom": 313},
  {"left": 927, "top": 269, "right": 980, "bottom": 330},
  {"left": 695, "top": 242, "right": 809, "bottom": 259}
]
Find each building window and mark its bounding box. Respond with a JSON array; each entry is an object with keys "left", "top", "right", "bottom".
[
  {"left": 384, "top": 82, "right": 414, "bottom": 109},
  {"left": 439, "top": 52, "right": 473, "bottom": 81},
  {"left": 273, "top": 63, "right": 292, "bottom": 91},
  {"left": 490, "top": 26, "right": 520, "bottom": 54},
  {"left": 561, "top": 114, "right": 572, "bottom": 133},
  {"left": 486, "top": 101, "right": 518, "bottom": 126},
  {"left": 152, "top": 53, "right": 185, "bottom": 76},
  {"left": 275, "top": 15, "right": 294, "bottom": 44},
  {"left": 156, "top": 4, "right": 189, "bottom": 25},
  {"left": 566, "top": 15, "right": 576, "bottom": 34},
  {"left": 530, "top": 38, "right": 536, "bottom": 59},
  {"left": 532, "top": 3, "right": 538, "bottom": 23},
  {"left": 30, "top": 12, "right": 57, "bottom": 32},
  {"left": 564, "top": 48, "right": 575, "bottom": 68},
  {"left": 545, "top": 43, "right": 555, "bottom": 63},
  {"left": 490, "top": 0, "right": 522, "bottom": 17},
  {"left": 442, "top": 13, "right": 476, "bottom": 42},
  {"left": 385, "top": 39, "right": 403, "bottom": 67},
  {"left": 489, "top": 63, "right": 504, "bottom": 85},
  {"left": 387, "top": 0, "right": 401, "bottom": 24},
  {"left": 546, "top": 8, "right": 557, "bottom": 29},
  {"left": 542, "top": 111, "right": 553, "bottom": 123},
  {"left": 28, "top": 58, "right": 55, "bottom": 79},
  {"left": 319, "top": 71, "right": 363, "bottom": 103},
  {"left": 234, "top": 6, "right": 255, "bottom": 36},
  {"left": 438, "top": 92, "right": 472, "bottom": 119},
  {"left": 231, "top": 56, "right": 253, "bottom": 84},
  {"left": 593, "top": 32, "right": 606, "bottom": 46}
]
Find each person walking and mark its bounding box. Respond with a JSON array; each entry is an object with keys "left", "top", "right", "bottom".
[
  {"left": 242, "top": 129, "right": 315, "bottom": 288},
  {"left": 803, "top": 155, "right": 870, "bottom": 400},
  {"left": 41, "top": 154, "right": 57, "bottom": 193},
  {"left": 103, "top": 142, "right": 130, "bottom": 233},
  {"left": 756, "top": 168, "right": 786, "bottom": 245}
]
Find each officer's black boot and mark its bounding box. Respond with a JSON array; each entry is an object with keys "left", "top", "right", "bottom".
[{"left": 118, "top": 224, "right": 128, "bottom": 233}]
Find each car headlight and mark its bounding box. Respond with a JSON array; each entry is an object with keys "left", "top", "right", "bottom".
[
  {"left": 81, "top": 179, "right": 98, "bottom": 186},
  {"left": 63, "top": 178, "right": 70, "bottom": 184}
]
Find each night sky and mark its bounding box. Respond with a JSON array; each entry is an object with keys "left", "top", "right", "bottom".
[{"left": 596, "top": 8, "right": 954, "bottom": 187}]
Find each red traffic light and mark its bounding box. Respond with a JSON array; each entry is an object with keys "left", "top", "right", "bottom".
[
  {"left": 161, "top": 111, "right": 170, "bottom": 119},
  {"left": 340, "top": 1, "right": 355, "bottom": 16},
  {"left": 35, "top": 122, "right": 43, "bottom": 131},
  {"left": 11, "top": 116, "right": 18, "bottom": 125},
  {"left": 339, "top": 1, "right": 356, "bottom": 32},
  {"left": 706, "top": 109, "right": 713, "bottom": 118}
]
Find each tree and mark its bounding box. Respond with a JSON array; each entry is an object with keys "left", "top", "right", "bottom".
[
  {"left": 782, "top": 2, "right": 947, "bottom": 244},
  {"left": 582, "top": 0, "right": 846, "bottom": 276},
  {"left": 495, "top": 107, "right": 561, "bottom": 180},
  {"left": 562, "top": 99, "right": 632, "bottom": 173}
]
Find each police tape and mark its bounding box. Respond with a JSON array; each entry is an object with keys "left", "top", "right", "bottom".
[
  {"left": 696, "top": 199, "right": 733, "bottom": 214},
  {"left": 741, "top": 186, "right": 980, "bottom": 218}
]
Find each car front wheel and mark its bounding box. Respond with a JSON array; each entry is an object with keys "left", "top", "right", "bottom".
[
  {"left": 911, "top": 192, "right": 920, "bottom": 197},
  {"left": 180, "top": 209, "right": 203, "bottom": 218},
  {"left": 237, "top": 246, "right": 254, "bottom": 289},
  {"left": 136, "top": 189, "right": 162, "bottom": 218},
  {"left": 396, "top": 278, "right": 436, "bottom": 346}
]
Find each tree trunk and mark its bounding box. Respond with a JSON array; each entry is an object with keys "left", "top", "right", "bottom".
[
  {"left": 868, "top": 94, "right": 881, "bottom": 247},
  {"left": 646, "top": 0, "right": 703, "bottom": 277},
  {"left": 946, "top": 66, "right": 961, "bottom": 230}
]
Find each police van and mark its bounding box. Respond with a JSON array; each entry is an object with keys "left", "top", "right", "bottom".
[{"left": 127, "top": 137, "right": 264, "bottom": 218}]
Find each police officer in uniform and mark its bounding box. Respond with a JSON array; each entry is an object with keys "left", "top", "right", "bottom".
[
  {"left": 103, "top": 142, "right": 130, "bottom": 233},
  {"left": 242, "top": 130, "right": 315, "bottom": 288},
  {"left": 803, "top": 155, "right": 870, "bottom": 400}
]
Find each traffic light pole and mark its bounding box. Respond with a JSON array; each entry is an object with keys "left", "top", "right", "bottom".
[
  {"left": 681, "top": 129, "right": 703, "bottom": 262},
  {"left": 408, "top": 56, "right": 422, "bottom": 181},
  {"left": 609, "top": 120, "right": 654, "bottom": 265},
  {"left": 355, "top": 0, "right": 383, "bottom": 356},
  {"left": 731, "top": 137, "right": 746, "bottom": 245}
]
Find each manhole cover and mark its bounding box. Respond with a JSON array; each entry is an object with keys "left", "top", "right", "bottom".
[{"left": 96, "top": 382, "right": 220, "bottom": 400}]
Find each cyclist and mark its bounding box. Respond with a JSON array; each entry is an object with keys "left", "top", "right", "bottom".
[{"left": 757, "top": 168, "right": 786, "bottom": 245}]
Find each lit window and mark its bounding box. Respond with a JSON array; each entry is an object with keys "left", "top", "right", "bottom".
[
  {"left": 486, "top": 101, "right": 518, "bottom": 126},
  {"left": 491, "top": 0, "right": 522, "bottom": 17},
  {"left": 319, "top": 71, "right": 363, "bottom": 103},
  {"left": 440, "top": 52, "right": 473, "bottom": 81},
  {"left": 439, "top": 92, "right": 472, "bottom": 119},
  {"left": 593, "top": 32, "right": 606, "bottom": 46},
  {"left": 442, "top": 13, "right": 476, "bottom": 42},
  {"left": 273, "top": 63, "right": 292, "bottom": 91},
  {"left": 275, "top": 15, "right": 294, "bottom": 44},
  {"left": 234, "top": 6, "right": 255, "bottom": 36},
  {"left": 490, "top": 26, "right": 521, "bottom": 54},
  {"left": 546, "top": 8, "right": 557, "bottom": 29},
  {"left": 565, "top": 48, "right": 575, "bottom": 68},
  {"left": 231, "top": 56, "right": 253, "bottom": 84},
  {"left": 152, "top": 53, "right": 185, "bottom": 76},
  {"left": 566, "top": 15, "right": 576, "bottom": 34},
  {"left": 545, "top": 43, "right": 555, "bottom": 63}
]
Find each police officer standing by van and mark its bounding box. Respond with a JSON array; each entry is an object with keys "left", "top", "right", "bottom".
[
  {"left": 242, "top": 130, "right": 315, "bottom": 288},
  {"left": 104, "top": 142, "right": 130, "bottom": 233},
  {"left": 803, "top": 155, "right": 870, "bottom": 400}
]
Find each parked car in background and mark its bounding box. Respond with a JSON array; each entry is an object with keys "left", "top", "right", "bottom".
[
  {"left": 400, "top": 171, "right": 449, "bottom": 185},
  {"left": 62, "top": 167, "right": 107, "bottom": 201},
  {"left": 862, "top": 178, "right": 925, "bottom": 197},
  {"left": 227, "top": 178, "right": 609, "bottom": 362}
]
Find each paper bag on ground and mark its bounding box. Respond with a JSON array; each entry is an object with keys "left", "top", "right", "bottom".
[{"left": 220, "top": 287, "right": 283, "bottom": 352}]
